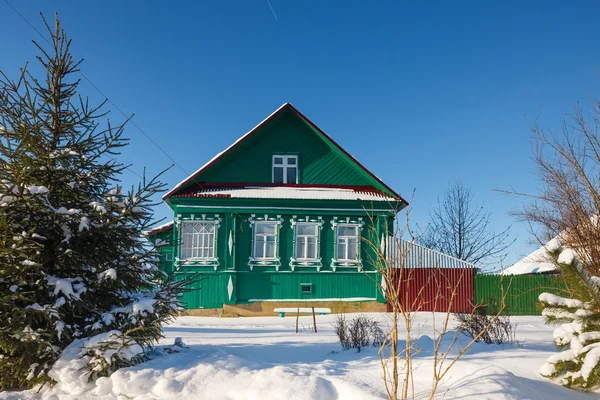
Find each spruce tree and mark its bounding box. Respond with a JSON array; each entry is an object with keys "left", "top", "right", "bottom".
[
  {"left": 0, "top": 15, "right": 186, "bottom": 390},
  {"left": 538, "top": 239, "right": 600, "bottom": 389}
]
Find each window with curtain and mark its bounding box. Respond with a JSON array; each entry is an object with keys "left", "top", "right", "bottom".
[
  {"left": 253, "top": 222, "right": 278, "bottom": 259},
  {"left": 295, "top": 223, "right": 319, "bottom": 260},
  {"left": 335, "top": 224, "right": 359, "bottom": 261}
]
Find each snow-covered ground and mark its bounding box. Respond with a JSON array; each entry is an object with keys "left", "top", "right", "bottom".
[{"left": 1, "top": 313, "right": 597, "bottom": 400}]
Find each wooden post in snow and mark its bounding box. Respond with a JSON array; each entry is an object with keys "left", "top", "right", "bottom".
[
  {"left": 312, "top": 307, "right": 317, "bottom": 333},
  {"left": 296, "top": 308, "right": 300, "bottom": 333}
]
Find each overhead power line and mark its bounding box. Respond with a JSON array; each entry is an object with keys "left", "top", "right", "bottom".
[{"left": 2, "top": 0, "right": 190, "bottom": 179}]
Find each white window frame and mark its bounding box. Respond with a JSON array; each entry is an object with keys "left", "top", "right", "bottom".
[
  {"left": 165, "top": 253, "right": 173, "bottom": 261},
  {"left": 335, "top": 224, "right": 360, "bottom": 262},
  {"left": 272, "top": 155, "right": 298, "bottom": 184},
  {"left": 252, "top": 221, "right": 279, "bottom": 260},
  {"left": 180, "top": 221, "right": 217, "bottom": 261},
  {"left": 295, "top": 222, "right": 319, "bottom": 261}
]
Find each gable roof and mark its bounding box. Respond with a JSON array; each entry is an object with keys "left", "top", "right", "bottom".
[
  {"left": 502, "top": 237, "right": 559, "bottom": 275},
  {"left": 163, "top": 103, "right": 406, "bottom": 205}
]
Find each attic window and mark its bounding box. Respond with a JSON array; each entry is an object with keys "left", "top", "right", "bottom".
[{"left": 273, "top": 155, "right": 297, "bottom": 184}]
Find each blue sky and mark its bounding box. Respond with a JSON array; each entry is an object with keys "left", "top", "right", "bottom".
[{"left": 2, "top": 1, "right": 600, "bottom": 267}]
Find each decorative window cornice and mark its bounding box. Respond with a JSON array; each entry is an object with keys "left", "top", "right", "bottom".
[
  {"left": 248, "top": 213, "right": 283, "bottom": 226},
  {"left": 331, "top": 216, "right": 364, "bottom": 229},
  {"left": 175, "top": 213, "right": 221, "bottom": 229},
  {"left": 182, "top": 213, "right": 222, "bottom": 224},
  {"left": 289, "top": 215, "right": 324, "bottom": 227}
]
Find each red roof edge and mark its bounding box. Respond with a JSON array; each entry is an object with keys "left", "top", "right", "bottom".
[
  {"left": 285, "top": 103, "right": 407, "bottom": 206},
  {"left": 174, "top": 181, "right": 391, "bottom": 192},
  {"left": 162, "top": 103, "right": 290, "bottom": 201},
  {"left": 145, "top": 221, "right": 174, "bottom": 237},
  {"left": 163, "top": 103, "right": 408, "bottom": 207}
]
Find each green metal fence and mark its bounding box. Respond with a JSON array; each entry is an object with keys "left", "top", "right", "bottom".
[{"left": 474, "top": 273, "right": 569, "bottom": 316}]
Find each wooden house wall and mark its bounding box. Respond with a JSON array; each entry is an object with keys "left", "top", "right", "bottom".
[
  {"left": 154, "top": 230, "right": 174, "bottom": 275},
  {"left": 195, "top": 112, "right": 378, "bottom": 189},
  {"left": 235, "top": 271, "right": 380, "bottom": 303},
  {"left": 161, "top": 202, "right": 393, "bottom": 308}
]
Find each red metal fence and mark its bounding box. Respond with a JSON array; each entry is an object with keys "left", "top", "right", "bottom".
[
  {"left": 385, "top": 239, "right": 477, "bottom": 312},
  {"left": 386, "top": 267, "right": 476, "bottom": 313}
]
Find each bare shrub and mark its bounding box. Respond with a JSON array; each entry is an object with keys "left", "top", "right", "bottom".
[
  {"left": 456, "top": 295, "right": 516, "bottom": 345},
  {"left": 368, "top": 318, "right": 384, "bottom": 346},
  {"left": 361, "top": 193, "right": 510, "bottom": 400},
  {"left": 456, "top": 309, "right": 517, "bottom": 345},
  {"left": 334, "top": 314, "right": 382, "bottom": 352},
  {"left": 334, "top": 314, "right": 349, "bottom": 350}
]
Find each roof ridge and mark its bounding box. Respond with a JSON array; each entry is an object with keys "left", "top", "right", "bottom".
[
  {"left": 162, "top": 103, "right": 292, "bottom": 200},
  {"left": 162, "top": 103, "right": 406, "bottom": 206}
]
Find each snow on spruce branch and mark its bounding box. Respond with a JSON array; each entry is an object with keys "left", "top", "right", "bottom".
[
  {"left": 538, "top": 239, "right": 600, "bottom": 389},
  {"left": 0, "top": 15, "right": 186, "bottom": 390}
]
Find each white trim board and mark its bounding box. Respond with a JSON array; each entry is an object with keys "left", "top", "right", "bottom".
[
  {"left": 178, "top": 205, "right": 395, "bottom": 213},
  {"left": 247, "top": 297, "right": 377, "bottom": 302}
]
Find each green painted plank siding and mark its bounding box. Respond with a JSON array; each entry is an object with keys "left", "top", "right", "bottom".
[
  {"left": 196, "top": 112, "right": 376, "bottom": 188},
  {"left": 236, "top": 272, "right": 380, "bottom": 302},
  {"left": 161, "top": 207, "right": 390, "bottom": 309},
  {"left": 172, "top": 271, "right": 380, "bottom": 309},
  {"left": 154, "top": 230, "right": 174, "bottom": 275},
  {"left": 474, "top": 274, "right": 568, "bottom": 316},
  {"left": 174, "top": 273, "right": 230, "bottom": 309}
]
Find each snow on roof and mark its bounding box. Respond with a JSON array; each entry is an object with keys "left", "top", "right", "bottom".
[
  {"left": 162, "top": 103, "right": 290, "bottom": 200},
  {"left": 174, "top": 186, "right": 397, "bottom": 202},
  {"left": 503, "top": 238, "right": 558, "bottom": 275},
  {"left": 144, "top": 221, "right": 174, "bottom": 236}
]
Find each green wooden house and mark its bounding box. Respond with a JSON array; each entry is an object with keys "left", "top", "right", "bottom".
[{"left": 146, "top": 103, "right": 407, "bottom": 315}]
